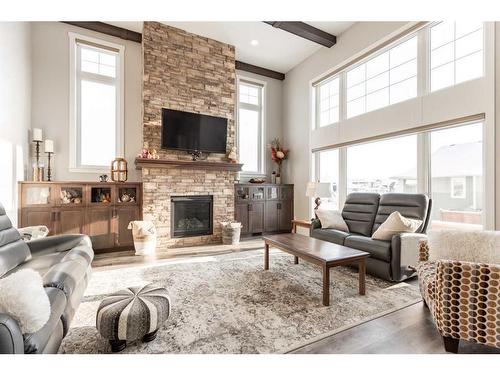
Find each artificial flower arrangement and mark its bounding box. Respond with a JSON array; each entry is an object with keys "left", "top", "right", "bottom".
[
  {"left": 269, "top": 138, "right": 289, "bottom": 176},
  {"left": 137, "top": 148, "right": 160, "bottom": 159}
]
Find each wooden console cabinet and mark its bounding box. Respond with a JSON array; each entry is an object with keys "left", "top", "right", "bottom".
[
  {"left": 18, "top": 181, "right": 142, "bottom": 251},
  {"left": 235, "top": 183, "right": 294, "bottom": 236}
]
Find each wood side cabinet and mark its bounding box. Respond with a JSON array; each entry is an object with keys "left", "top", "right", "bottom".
[
  {"left": 234, "top": 183, "right": 294, "bottom": 236},
  {"left": 18, "top": 181, "right": 142, "bottom": 251}
]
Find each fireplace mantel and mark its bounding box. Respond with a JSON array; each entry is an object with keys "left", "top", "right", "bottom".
[{"left": 135, "top": 158, "right": 243, "bottom": 172}]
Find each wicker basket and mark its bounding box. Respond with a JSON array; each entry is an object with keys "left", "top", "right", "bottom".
[{"left": 220, "top": 222, "right": 242, "bottom": 245}]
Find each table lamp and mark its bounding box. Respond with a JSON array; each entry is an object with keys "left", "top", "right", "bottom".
[{"left": 306, "top": 182, "right": 332, "bottom": 210}]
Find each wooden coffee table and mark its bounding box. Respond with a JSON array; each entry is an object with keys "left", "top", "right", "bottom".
[{"left": 263, "top": 233, "right": 370, "bottom": 306}]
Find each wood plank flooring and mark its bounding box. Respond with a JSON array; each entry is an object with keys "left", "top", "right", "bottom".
[{"left": 92, "top": 242, "right": 500, "bottom": 354}]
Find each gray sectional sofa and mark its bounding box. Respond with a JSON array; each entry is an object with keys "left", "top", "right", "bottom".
[
  {"left": 311, "top": 192, "right": 431, "bottom": 282},
  {"left": 0, "top": 202, "right": 93, "bottom": 354}
]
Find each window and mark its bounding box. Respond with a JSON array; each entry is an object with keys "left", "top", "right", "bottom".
[
  {"left": 430, "top": 122, "right": 483, "bottom": 230},
  {"left": 69, "top": 33, "right": 124, "bottom": 171},
  {"left": 314, "top": 149, "right": 339, "bottom": 209},
  {"left": 430, "top": 22, "right": 484, "bottom": 92},
  {"left": 237, "top": 79, "right": 264, "bottom": 175},
  {"left": 451, "top": 177, "right": 466, "bottom": 199},
  {"left": 346, "top": 36, "right": 417, "bottom": 119},
  {"left": 346, "top": 134, "right": 417, "bottom": 195},
  {"left": 315, "top": 76, "right": 340, "bottom": 128}
]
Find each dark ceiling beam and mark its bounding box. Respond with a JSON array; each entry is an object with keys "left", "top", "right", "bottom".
[
  {"left": 61, "top": 22, "right": 285, "bottom": 80},
  {"left": 263, "top": 21, "right": 337, "bottom": 48},
  {"left": 61, "top": 21, "right": 142, "bottom": 43},
  {"left": 235, "top": 61, "right": 285, "bottom": 81}
]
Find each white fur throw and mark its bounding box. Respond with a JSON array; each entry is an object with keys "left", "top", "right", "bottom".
[
  {"left": 315, "top": 209, "right": 349, "bottom": 232},
  {"left": 428, "top": 230, "right": 500, "bottom": 264},
  {"left": 0, "top": 269, "right": 50, "bottom": 334}
]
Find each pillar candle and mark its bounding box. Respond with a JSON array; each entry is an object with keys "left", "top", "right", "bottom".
[
  {"left": 33, "top": 128, "right": 43, "bottom": 141},
  {"left": 44, "top": 139, "right": 54, "bottom": 153}
]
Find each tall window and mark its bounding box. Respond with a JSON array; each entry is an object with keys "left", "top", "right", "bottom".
[
  {"left": 315, "top": 149, "right": 339, "bottom": 209},
  {"left": 430, "top": 22, "right": 484, "bottom": 92},
  {"left": 315, "top": 76, "right": 340, "bottom": 128},
  {"left": 346, "top": 135, "right": 417, "bottom": 195},
  {"left": 429, "top": 122, "right": 483, "bottom": 230},
  {"left": 237, "top": 79, "right": 264, "bottom": 175},
  {"left": 346, "top": 36, "right": 417, "bottom": 119},
  {"left": 69, "top": 34, "right": 124, "bottom": 171}
]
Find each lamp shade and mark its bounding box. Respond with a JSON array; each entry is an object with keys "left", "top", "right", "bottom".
[{"left": 306, "top": 182, "right": 332, "bottom": 198}]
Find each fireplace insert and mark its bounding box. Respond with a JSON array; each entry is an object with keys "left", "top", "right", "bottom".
[{"left": 171, "top": 195, "right": 213, "bottom": 238}]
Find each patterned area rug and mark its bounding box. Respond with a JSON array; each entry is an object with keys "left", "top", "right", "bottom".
[{"left": 59, "top": 249, "right": 421, "bottom": 354}]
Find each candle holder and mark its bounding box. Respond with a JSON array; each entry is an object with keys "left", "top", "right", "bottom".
[
  {"left": 32, "top": 140, "right": 43, "bottom": 181},
  {"left": 46, "top": 151, "right": 54, "bottom": 182}
]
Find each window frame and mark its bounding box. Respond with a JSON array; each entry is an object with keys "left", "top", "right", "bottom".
[
  {"left": 314, "top": 75, "right": 341, "bottom": 129},
  {"left": 68, "top": 32, "right": 125, "bottom": 173},
  {"left": 344, "top": 33, "right": 418, "bottom": 119},
  {"left": 429, "top": 21, "right": 485, "bottom": 93},
  {"left": 236, "top": 76, "right": 266, "bottom": 177}
]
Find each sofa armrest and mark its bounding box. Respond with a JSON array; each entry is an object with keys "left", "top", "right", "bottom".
[
  {"left": 434, "top": 260, "right": 500, "bottom": 347},
  {"left": 311, "top": 218, "right": 322, "bottom": 231},
  {"left": 27, "top": 234, "right": 91, "bottom": 257},
  {"left": 0, "top": 313, "right": 24, "bottom": 354},
  {"left": 390, "top": 233, "right": 428, "bottom": 281}
]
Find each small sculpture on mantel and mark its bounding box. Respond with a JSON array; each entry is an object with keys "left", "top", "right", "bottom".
[
  {"left": 137, "top": 148, "right": 160, "bottom": 159},
  {"left": 227, "top": 146, "right": 237, "bottom": 163}
]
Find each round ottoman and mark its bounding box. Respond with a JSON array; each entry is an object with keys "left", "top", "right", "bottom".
[{"left": 96, "top": 284, "right": 171, "bottom": 352}]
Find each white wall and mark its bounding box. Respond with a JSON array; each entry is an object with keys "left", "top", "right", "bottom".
[
  {"left": 0, "top": 22, "right": 32, "bottom": 224},
  {"left": 283, "top": 22, "right": 496, "bottom": 228},
  {"left": 236, "top": 69, "right": 283, "bottom": 180},
  {"left": 30, "top": 22, "right": 142, "bottom": 182}
]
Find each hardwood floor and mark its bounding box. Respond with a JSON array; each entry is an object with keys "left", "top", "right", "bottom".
[{"left": 92, "top": 243, "right": 500, "bottom": 354}]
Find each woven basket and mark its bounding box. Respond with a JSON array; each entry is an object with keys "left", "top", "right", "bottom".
[{"left": 221, "top": 222, "right": 242, "bottom": 245}]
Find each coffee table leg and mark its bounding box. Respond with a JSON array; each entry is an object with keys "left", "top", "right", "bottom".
[
  {"left": 322, "top": 265, "right": 330, "bottom": 306},
  {"left": 294, "top": 256, "right": 299, "bottom": 264},
  {"left": 358, "top": 259, "right": 366, "bottom": 295},
  {"left": 264, "top": 243, "right": 269, "bottom": 270}
]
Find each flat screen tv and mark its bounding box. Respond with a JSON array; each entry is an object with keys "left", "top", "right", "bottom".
[{"left": 161, "top": 108, "right": 228, "bottom": 154}]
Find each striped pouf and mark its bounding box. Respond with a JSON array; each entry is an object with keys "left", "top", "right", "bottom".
[{"left": 96, "top": 284, "right": 171, "bottom": 352}]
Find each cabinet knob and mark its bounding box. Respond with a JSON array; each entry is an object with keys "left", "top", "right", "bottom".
[
  {"left": 277, "top": 203, "right": 282, "bottom": 210},
  {"left": 248, "top": 204, "right": 252, "bottom": 211}
]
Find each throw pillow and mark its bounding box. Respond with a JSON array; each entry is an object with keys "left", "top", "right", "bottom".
[
  {"left": 372, "top": 211, "right": 422, "bottom": 241},
  {"left": 0, "top": 269, "right": 50, "bottom": 334},
  {"left": 315, "top": 208, "right": 349, "bottom": 232},
  {"left": 428, "top": 230, "right": 500, "bottom": 264}
]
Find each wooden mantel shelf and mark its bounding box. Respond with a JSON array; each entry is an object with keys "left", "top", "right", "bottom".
[{"left": 135, "top": 158, "right": 243, "bottom": 172}]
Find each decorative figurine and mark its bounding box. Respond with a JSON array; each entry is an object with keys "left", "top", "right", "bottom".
[{"left": 99, "top": 174, "right": 109, "bottom": 182}]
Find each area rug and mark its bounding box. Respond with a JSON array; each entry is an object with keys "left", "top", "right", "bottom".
[{"left": 59, "top": 249, "right": 421, "bottom": 354}]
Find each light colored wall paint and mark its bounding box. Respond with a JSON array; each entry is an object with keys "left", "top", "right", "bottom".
[
  {"left": 0, "top": 22, "right": 32, "bottom": 225},
  {"left": 30, "top": 22, "right": 142, "bottom": 182},
  {"left": 284, "top": 22, "right": 496, "bottom": 229},
  {"left": 236, "top": 70, "right": 283, "bottom": 180}
]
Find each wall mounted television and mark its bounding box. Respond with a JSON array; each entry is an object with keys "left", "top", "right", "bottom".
[{"left": 161, "top": 108, "right": 228, "bottom": 155}]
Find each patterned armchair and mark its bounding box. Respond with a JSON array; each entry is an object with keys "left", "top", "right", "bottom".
[{"left": 417, "top": 240, "right": 500, "bottom": 353}]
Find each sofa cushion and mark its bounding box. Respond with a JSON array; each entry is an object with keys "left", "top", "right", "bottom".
[
  {"left": 315, "top": 209, "right": 349, "bottom": 231},
  {"left": 344, "top": 235, "right": 392, "bottom": 262},
  {"left": 372, "top": 193, "right": 429, "bottom": 235},
  {"left": 0, "top": 204, "right": 31, "bottom": 277},
  {"left": 23, "top": 286, "right": 66, "bottom": 354},
  {"left": 342, "top": 193, "right": 380, "bottom": 237},
  {"left": 372, "top": 211, "right": 422, "bottom": 241},
  {"left": 311, "top": 228, "right": 350, "bottom": 245}
]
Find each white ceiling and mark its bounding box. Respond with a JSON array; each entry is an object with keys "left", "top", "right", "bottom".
[{"left": 107, "top": 21, "right": 353, "bottom": 73}]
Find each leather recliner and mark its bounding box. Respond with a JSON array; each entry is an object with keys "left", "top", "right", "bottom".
[
  {"left": 311, "top": 192, "right": 432, "bottom": 282},
  {"left": 0, "top": 202, "right": 93, "bottom": 354}
]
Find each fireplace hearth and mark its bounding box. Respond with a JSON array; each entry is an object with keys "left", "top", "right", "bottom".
[{"left": 171, "top": 195, "right": 213, "bottom": 238}]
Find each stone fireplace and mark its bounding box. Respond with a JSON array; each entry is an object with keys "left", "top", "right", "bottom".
[
  {"left": 141, "top": 22, "right": 236, "bottom": 250},
  {"left": 171, "top": 195, "right": 213, "bottom": 238}
]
